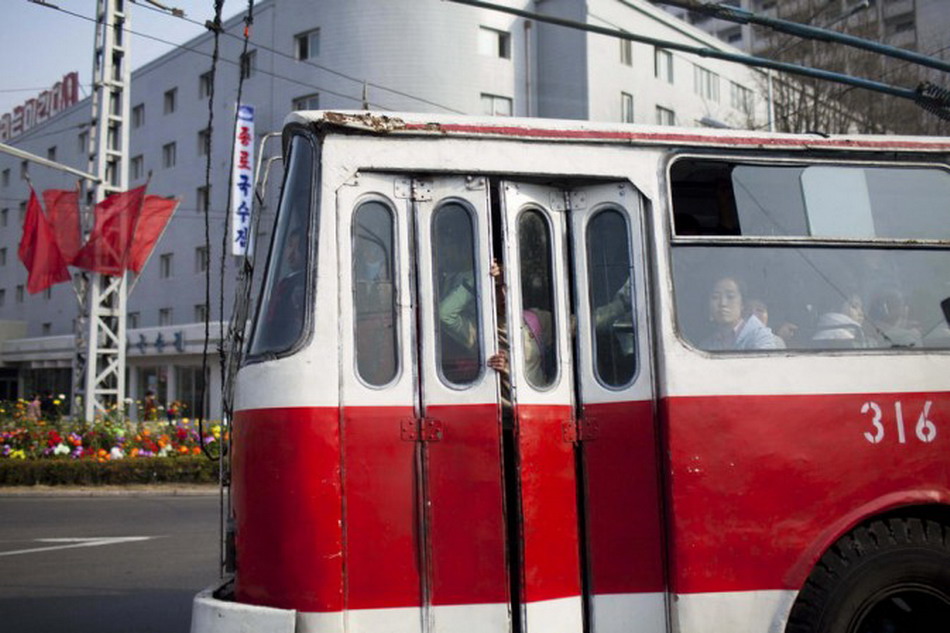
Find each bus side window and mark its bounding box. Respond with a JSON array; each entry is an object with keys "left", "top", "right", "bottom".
[
  {"left": 587, "top": 209, "right": 637, "bottom": 387},
  {"left": 433, "top": 202, "right": 482, "bottom": 386},
  {"left": 518, "top": 209, "right": 558, "bottom": 389},
  {"left": 353, "top": 200, "right": 398, "bottom": 386}
]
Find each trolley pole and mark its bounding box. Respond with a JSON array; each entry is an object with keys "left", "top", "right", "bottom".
[{"left": 75, "top": 0, "right": 131, "bottom": 421}]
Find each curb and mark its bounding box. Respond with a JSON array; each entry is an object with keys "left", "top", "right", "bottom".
[{"left": 0, "top": 484, "right": 221, "bottom": 497}]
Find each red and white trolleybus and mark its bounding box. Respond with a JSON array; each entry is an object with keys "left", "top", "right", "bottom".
[{"left": 192, "top": 112, "right": 950, "bottom": 633}]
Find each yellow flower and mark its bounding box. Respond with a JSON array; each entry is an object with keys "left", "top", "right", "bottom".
[{"left": 10, "top": 449, "right": 26, "bottom": 460}]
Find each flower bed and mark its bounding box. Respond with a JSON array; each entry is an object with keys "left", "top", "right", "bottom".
[{"left": 0, "top": 405, "right": 225, "bottom": 486}]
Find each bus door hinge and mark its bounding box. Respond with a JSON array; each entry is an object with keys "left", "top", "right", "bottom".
[
  {"left": 401, "top": 417, "right": 443, "bottom": 442},
  {"left": 562, "top": 416, "right": 599, "bottom": 443},
  {"left": 568, "top": 190, "right": 587, "bottom": 210}
]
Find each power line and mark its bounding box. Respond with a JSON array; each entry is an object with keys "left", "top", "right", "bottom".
[
  {"left": 132, "top": 0, "right": 465, "bottom": 113},
  {"left": 30, "top": 2, "right": 394, "bottom": 110}
]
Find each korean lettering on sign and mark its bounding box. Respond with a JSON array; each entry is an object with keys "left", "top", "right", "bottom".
[{"left": 231, "top": 105, "right": 255, "bottom": 256}]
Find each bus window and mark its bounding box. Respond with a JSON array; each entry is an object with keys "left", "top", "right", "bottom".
[
  {"left": 518, "top": 209, "right": 558, "bottom": 389},
  {"left": 672, "top": 246, "right": 950, "bottom": 351},
  {"left": 671, "top": 159, "right": 950, "bottom": 353},
  {"left": 587, "top": 208, "right": 636, "bottom": 387},
  {"left": 353, "top": 200, "right": 398, "bottom": 386},
  {"left": 248, "top": 134, "right": 314, "bottom": 357},
  {"left": 433, "top": 202, "right": 482, "bottom": 386}
]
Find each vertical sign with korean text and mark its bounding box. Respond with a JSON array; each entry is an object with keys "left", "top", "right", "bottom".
[{"left": 232, "top": 105, "right": 255, "bottom": 256}]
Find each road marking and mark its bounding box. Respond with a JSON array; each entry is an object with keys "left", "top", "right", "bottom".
[{"left": 0, "top": 536, "right": 154, "bottom": 557}]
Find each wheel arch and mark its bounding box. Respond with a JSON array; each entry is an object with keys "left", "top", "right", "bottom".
[{"left": 785, "top": 489, "right": 950, "bottom": 592}]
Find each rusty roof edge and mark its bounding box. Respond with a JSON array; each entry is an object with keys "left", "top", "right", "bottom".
[{"left": 284, "top": 110, "right": 950, "bottom": 153}]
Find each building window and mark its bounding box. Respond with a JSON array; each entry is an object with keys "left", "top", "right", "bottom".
[
  {"left": 159, "top": 308, "right": 173, "bottom": 326},
  {"left": 295, "top": 28, "right": 320, "bottom": 60},
  {"left": 164, "top": 88, "right": 177, "bottom": 114},
  {"left": 77, "top": 130, "right": 88, "bottom": 155},
  {"left": 47, "top": 146, "right": 57, "bottom": 162},
  {"left": 132, "top": 104, "right": 145, "bottom": 128},
  {"left": 16, "top": 285, "right": 24, "bottom": 303},
  {"left": 42, "top": 323, "right": 51, "bottom": 335},
  {"left": 621, "top": 92, "right": 634, "bottom": 123},
  {"left": 20, "top": 161, "right": 28, "bottom": 180},
  {"left": 162, "top": 142, "right": 176, "bottom": 169},
  {"left": 0, "top": 289, "right": 5, "bottom": 307},
  {"left": 195, "top": 303, "right": 208, "bottom": 322},
  {"left": 0, "top": 248, "right": 6, "bottom": 266},
  {"left": 195, "top": 246, "right": 209, "bottom": 273},
  {"left": 655, "top": 48, "right": 674, "bottom": 83},
  {"left": 620, "top": 39, "right": 633, "bottom": 66},
  {"left": 198, "top": 128, "right": 210, "bottom": 156},
  {"left": 19, "top": 201, "right": 26, "bottom": 224},
  {"left": 240, "top": 50, "right": 257, "bottom": 79},
  {"left": 159, "top": 253, "right": 174, "bottom": 278},
  {"left": 656, "top": 106, "right": 676, "bottom": 126},
  {"left": 1, "top": 209, "right": 7, "bottom": 227},
  {"left": 199, "top": 71, "right": 213, "bottom": 98},
  {"left": 730, "top": 82, "right": 754, "bottom": 115},
  {"left": 128, "top": 311, "right": 140, "bottom": 329},
  {"left": 131, "top": 155, "right": 144, "bottom": 180},
  {"left": 1, "top": 169, "right": 8, "bottom": 187},
  {"left": 481, "top": 93, "right": 513, "bottom": 117},
  {"left": 694, "top": 65, "right": 720, "bottom": 101},
  {"left": 478, "top": 26, "right": 511, "bottom": 59},
  {"left": 292, "top": 93, "right": 320, "bottom": 111},
  {"left": 197, "top": 185, "right": 211, "bottom": 212}
]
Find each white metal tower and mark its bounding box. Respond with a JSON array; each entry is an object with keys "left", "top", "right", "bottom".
[{"left": 76, "top": 0, "right": 131, "bottom": 421}]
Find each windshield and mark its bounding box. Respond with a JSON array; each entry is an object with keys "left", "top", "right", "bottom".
[{"left": 248, "top": 134, "right": 316, "bottom": 357}]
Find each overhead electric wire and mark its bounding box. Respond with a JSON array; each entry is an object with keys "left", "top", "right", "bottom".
[
  {"left": 132, "top": 0, "right": 465, "bottom": 113},
  {"left": 650, "top": 0, "right": 950, "bottom": 74},
  {"left": 29, "top": 1, "right": 394, "bottom": 110},
  {"left": 448, "top": 0, "right": 950, "bottom": 122},
  {"left": 446, "top": 0, "right": 923, "bottom": 103}
]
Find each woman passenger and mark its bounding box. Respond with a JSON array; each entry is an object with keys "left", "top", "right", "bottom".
[{"left": 701, "top": 276, "right": 780, "bottom": 351}]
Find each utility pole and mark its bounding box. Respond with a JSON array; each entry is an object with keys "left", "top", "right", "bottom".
[{"left": 76, "top": 0, "right": 131, "bottom": 421}]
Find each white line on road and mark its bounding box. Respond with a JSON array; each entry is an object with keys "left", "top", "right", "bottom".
[{"left": 0, "top": 536, "right": 154, "bottom": 557}]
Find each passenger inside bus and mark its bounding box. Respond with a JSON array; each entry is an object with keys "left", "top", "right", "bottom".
[
  {"left": 434, "top": 204, "right": 481, "bottom": 384},
  {"left": 702, "top": 276, "right": 781, "bottom": 351},
  {"left": 260, "top": 227, "right": 306, "bottom": 350},
  {"left": 866, "top": 287, "right": 923, "bottom": 348},
  {"left": 812, "top": 293, "right": 867, "bottom": 347}
]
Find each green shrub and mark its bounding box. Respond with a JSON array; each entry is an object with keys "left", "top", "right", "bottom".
[{"left": 0, "top": 456, "right": 219, "bottom": 486}]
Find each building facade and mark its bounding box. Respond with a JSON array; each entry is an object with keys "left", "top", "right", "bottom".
[{"left": 0, "top": 0, "right": 771, "bottom": 419}]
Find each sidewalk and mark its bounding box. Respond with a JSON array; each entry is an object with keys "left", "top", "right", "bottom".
[{"left": 0, "top": 483, "right": 220, "bottom": 496}]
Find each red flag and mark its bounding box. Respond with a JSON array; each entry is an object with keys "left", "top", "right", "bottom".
[
  {"left": 42, "top": 188, "right": 82, "bottom": 264},
  {"left": 129, "top": 196, "right": 179, "bottom": 274},
  {"left": 72, "top": 186, "right": 147, "bottom": 276},
  {"left": 18, "top": 189, "right": 71, "bottom": 294}
]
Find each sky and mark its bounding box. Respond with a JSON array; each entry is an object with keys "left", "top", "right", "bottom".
[{"left": 1, "top": 0, "right": 245, "bottom": 115}]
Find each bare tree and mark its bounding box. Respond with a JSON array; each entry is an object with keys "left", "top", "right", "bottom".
[{"left": 754, "top": 0, "right": 950, "bottom": 136}]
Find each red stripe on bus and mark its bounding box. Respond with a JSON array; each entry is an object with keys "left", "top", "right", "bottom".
[
  {"left": 426, "top": 403, "right": 509, "bottom": 605},
  {"left": 233, "top": 407, "right": 344, "bottom": 612},
  {"left": 517, "top": 404, "right": 583, "bottom": 603},
  {"left": 584, "top": 400, "right": 666, "bottom": 594},
  {"left": 343, "top": 405, "right": 422, "bottom": 609},
  {"left": 401, "top": 122, "right": 950, "bottom": 152},
  {"left": 663, "top": 391, "right": 950, "bottom": 594}
]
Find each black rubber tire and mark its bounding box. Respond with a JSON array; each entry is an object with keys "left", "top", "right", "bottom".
[{"left": 787, "top": 517, "right": 950, "bottom": 633}]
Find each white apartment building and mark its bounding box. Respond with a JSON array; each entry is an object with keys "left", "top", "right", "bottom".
[{"left": 0, "top": 0, "right": 771, "bottom": 418}]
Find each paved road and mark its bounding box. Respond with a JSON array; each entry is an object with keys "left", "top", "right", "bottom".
[{"left": 0, "top": 491, "right": 221, "bottom": 633}]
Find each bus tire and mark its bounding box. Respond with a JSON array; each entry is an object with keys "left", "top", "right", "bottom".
[{"left": 787, "top": 517, "right": 950, "bottom": 633}]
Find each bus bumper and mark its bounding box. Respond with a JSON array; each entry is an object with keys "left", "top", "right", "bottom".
[{"left": 191, "top": 579, "right": 297, "bottom": 633}]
